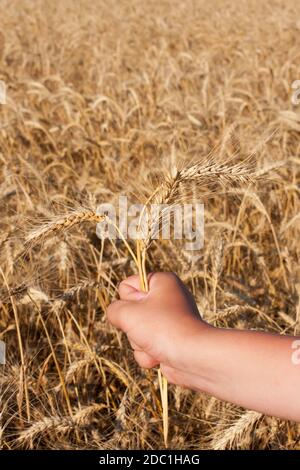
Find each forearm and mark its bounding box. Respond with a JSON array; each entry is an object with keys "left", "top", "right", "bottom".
[{"left": 187, "top": 326, "right": 300, "bottom": 421}]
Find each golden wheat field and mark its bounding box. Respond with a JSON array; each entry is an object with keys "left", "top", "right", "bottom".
[{"left": 0, "top": 0, "right": 300, "bottom": 451}]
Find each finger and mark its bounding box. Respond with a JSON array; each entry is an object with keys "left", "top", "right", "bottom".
[
  {"left": 119, "top": 275, "right": 141, "bottom": 292},
  {"left": 106, "top": 299, "right": 129, "bottom": 331},
  {"left": 128, "top": 338, "right": 143, "bottom": 351},
  {"left": 107, "top": 298, "right": 142, "bottom": 334},
  {"left": 148, "top": 272, "right": 180, "bottom": 292},
  {"left": 119, "top": 277, "right": 147, "bottom": 301},
  {"left": 133, "top": 350, "right": 159, "bottom": 369}
]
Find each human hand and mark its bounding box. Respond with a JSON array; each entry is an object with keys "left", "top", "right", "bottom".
[{"left": 107, "top": 272, "right": 212, "bottom": 389}]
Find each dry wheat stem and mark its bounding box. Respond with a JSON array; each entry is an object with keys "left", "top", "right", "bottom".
[
  {"left": 13, "top": 155, "right": 256, "bottom": 449},
  {"left": 136, "top": 238, "right": 169, "bottom": 447},
  {"left": 133, "top": 156, "right": 255, "bottom": 447}
]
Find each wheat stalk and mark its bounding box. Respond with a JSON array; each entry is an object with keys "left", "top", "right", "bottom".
[
  {"left": 135, "top": 238, "right": 169, "bottom": 446},
  {"left": 133, "top": 156, "right": 255, "bottom": 447},
  {"left": 22, "top": 155, "right": 256, "bottom": 448}
]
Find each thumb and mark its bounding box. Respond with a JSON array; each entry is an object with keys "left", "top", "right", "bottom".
[{"left": 119, "top": 275, "right": 148, "bottom": 301}]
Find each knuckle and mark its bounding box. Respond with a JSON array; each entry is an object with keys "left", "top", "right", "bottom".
[
  {"left": 118, "top": 283, "right": 127, "bottom": 297},
  {"left": 118, "top": 279, "right": 128, "bottom": 290},
  {"left": 162, "top": 271, "right": 180, "bottom": 285},
  {"left": 152, "top": 271, "right": 177, "bottom": 284},
  {"left": 106, "top": 300, "right": 123, "bottom": 323},
  {"left": 134, "top": 351, "right": 152, "bottom": 369},
  {"left": 133, "top": 351, "right": 142, "bottom": 366}
]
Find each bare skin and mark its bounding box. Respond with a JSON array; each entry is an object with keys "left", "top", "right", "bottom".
[{"left": 107, "top": 272, "right": 300, "bottom": 422}]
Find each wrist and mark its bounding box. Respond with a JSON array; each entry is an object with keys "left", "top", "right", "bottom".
[{"left": 178, "top": 322, "right": 226, "bottom": 394}]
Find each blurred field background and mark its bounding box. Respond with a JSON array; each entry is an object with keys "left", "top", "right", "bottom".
[{"left": 0, "top": 0, "right": 300, "bottom": 449}]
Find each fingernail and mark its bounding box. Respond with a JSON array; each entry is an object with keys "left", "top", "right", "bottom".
[{"left": 134, "top": 291, "right": 148, "bottom": 300}]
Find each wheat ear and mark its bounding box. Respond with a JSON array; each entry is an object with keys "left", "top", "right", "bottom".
[{"left": 25, "top": 209, "right": 138, "bottom": 265}]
